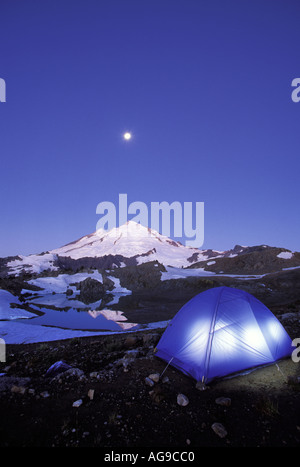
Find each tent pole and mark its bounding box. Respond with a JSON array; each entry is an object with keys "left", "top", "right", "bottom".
[
  {"left": 203, "top": 287, "right": 224, "bottom": 381},
  {"left": 160, "top": 356, "right": 174, "bottom": 378}
]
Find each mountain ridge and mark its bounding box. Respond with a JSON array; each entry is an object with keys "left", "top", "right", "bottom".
[{"left": 1, "top": 221, "right": 299, "bottom": 277}]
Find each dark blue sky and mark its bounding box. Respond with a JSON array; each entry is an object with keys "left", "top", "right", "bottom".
[{"left": 1, "top": 0, "right": 300, "bottom": 256}]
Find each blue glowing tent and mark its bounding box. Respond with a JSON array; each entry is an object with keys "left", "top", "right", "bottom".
[{"left": 155, "top": 287, "right": 293, "bottom": 383}]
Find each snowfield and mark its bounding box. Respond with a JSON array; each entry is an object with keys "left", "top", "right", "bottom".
[
  {"left": 27, "top": 270, "right": 103, "bottom": 294},
  {"left": 0, "top": 320, "right": 125, "bottom": 344},
  {"left": 5, "top": 222, "right": 211, "bottom": 275},
  {"left": 51, "top": 221, "right": 208, "bottom": 267},
  {"left": 7, "top": 253, "right": 58, "bottom": 275},
  {"left": 160, "top": 266, "right": 266, "bottom": 281},
  {"left": 277, "top": 251, "right": 294, "bottom": 260}
]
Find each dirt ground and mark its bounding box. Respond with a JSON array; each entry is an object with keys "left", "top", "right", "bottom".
[{"left": 0, "top": 329, "right": 299, "bottom": 449}]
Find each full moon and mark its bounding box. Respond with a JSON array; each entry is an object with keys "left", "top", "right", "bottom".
[{"left": 123, "top": 132, "right": 132, "bottom": 140}]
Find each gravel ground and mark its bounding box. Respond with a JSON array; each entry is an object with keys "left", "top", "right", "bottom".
[{"left": 0, "top": 329, "right": 299, "bottom": 448}]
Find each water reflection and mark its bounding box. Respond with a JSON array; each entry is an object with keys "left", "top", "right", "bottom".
[
  {"left": 27, "top": 293, "right": 103, "bottom": 310},
  {"left": 19, "top": 288, "right": 188, "bottom": 332},
  {"left": 23, "top": 306, "right": 138, "bottom": 331},
  {"left": 88, "top": 309, "right": 138, "bottom": 330}
]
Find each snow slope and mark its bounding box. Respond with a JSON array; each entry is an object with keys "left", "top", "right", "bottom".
[{"left": 7, "top": 221, "right": 212, "bottom": 275}]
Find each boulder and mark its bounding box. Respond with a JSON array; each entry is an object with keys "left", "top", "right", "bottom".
[
  {"left": 145, "top": 377, "right": 155, "bottom": 387},
  {"left": 76, "top": 277, "right": 106, "bottom": 303},
  {"left": 177, "top": 393, "right": 189, "bottom": 406},
  {"left": 149, "top": 373, "right": 160, "bottom": 383},
  {"left": 215, "top": 397, "right": 231, "bottom": 407},
  {"left": 72, "top": 399, "right": 83, "bottom": 408},
  {"left": 211, "top": 422, "right": 227, "bottom": 438}
]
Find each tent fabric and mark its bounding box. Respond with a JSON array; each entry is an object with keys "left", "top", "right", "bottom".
[{"left": 155, "top": 286, "right": 293, "bottom": 383}]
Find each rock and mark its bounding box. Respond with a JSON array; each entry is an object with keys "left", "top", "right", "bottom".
[
  {"left": 11, "top": 385, "right": 26, "bottom": 395},
  {"left": 101, "top": 274, "right": 115, "bottom": 291},
  {"left": 281, "top": 311, "right": 300, "bottom": 321},
  {"left": 177, "top": 393, "right": 189, "bottom": 407},
  {"left": 89, "top": 372, "right": 99, "bottom": 379},
  {"left": 149, "top": 386, "right": 166, "bottom": 404},
  {"left": 72, "top": 399, "right": 83, "bottom": 408},
  {"left": 45, "top": 360, "right": 72, "bottom": 378},
  {"left": 125, "top": 335, "right": 138, "bottom": 347},
  {"left": 149, "top": 373, "right": 160, "bottom": 383},
  {"left": 145, "top": 377, "right": 155, "bottom": 387},
  {"left": 211, "top": 422, "right": 227, "bottom": 438},
  {"left": 65, "top": 368, "right": 85, "bottom": 379},
  {"left": 125, "top": 349, "right": 140, "bottom": 358},
  {"left": 76, "top": 277, "right": 107, "bottom": 303},
  {"left": 0, "top": 376, "right": 30, "bottom": 393},
  {"left": 215, "top": 397, "right": 231, "bottom": 407},
  {"left": 40, "top": 391, "right": 50, "bottom": 398},
  {"left": 162, "top": 376, "right": 169, "bottom": 384},
  {"left": 51, "top": 367, "right": 85, "bottom": 382},
  {"left": 122, "top": 358, "right": 132, "bottom": 372},
  {"left": 115, "top": 351, "right": 138, "bottom": 372},
  {"left": 287, "top": 375, "right": 300, "bottom": 385},
  {"left": 143, "top": 332, "right": 160, "bottom": 345},
  {"left": 195, "top": 381, "right": 209, "bottom": 391},
  {"left": 88, "top": 389, "right": 95, "bottom": 400}
]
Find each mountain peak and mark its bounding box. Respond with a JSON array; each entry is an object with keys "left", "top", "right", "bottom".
[
  {"left": 93, "top": 221, "right": 155, "bottom": 244},
  {"left": 109, "top": 220, "right": 151, "bottom": 237},
  {"left": 48, "top": 220, "right": 199, "bottom": 266}
]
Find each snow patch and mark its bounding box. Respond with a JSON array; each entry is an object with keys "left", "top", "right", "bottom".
[
  {"left": 7, "top": 253, "right": 58, "bottom": 276},
  {"left": 0, "top": 318, "right": 168, "bottom": 344},
  {"left": 107, "top": 276, "right": 132, "bottom": 295},
  {"left": 161, "top": 266, "right": 216, "bottom": 281},
  {"left": 0, "top": 321, "right": 109, "bottom": 344},
  {"left": 277, "top": 251, "right": 293, "bottom": 260},
  {"left": 27, "top": 270, "right": 103, "bottom": 294},
  {"left": 160, "top": 266, "right": 266, "bottom": 281}
]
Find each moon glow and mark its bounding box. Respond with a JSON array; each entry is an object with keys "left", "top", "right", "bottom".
[{"left": 123, "top": 132, "right": 132, "bottom": 140}]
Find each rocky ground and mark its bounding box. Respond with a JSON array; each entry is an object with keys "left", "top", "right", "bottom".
[
  {"left": 1, "top": 255, "right": 300, "bottom": 450},
  {"left": 0, "top": 328, "right": 299, "bottom": 449}
]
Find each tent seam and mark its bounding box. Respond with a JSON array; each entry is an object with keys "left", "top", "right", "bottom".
[
  {"left": 203, "top": 287, "right": 224, "bottom": 382},
  {"left": 246, "top": 294, "right": 275, "bottom": 361}
]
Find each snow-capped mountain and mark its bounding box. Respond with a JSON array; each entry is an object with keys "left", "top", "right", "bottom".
[
  {"left": 52, "top": 221, "right": 211, "bottom": 265},
  {"left": 4, "top": 221, "right": 299, "bottom": 277},
  {"left": 6, "top": 221, "right": 217, "bottom": 275}
]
